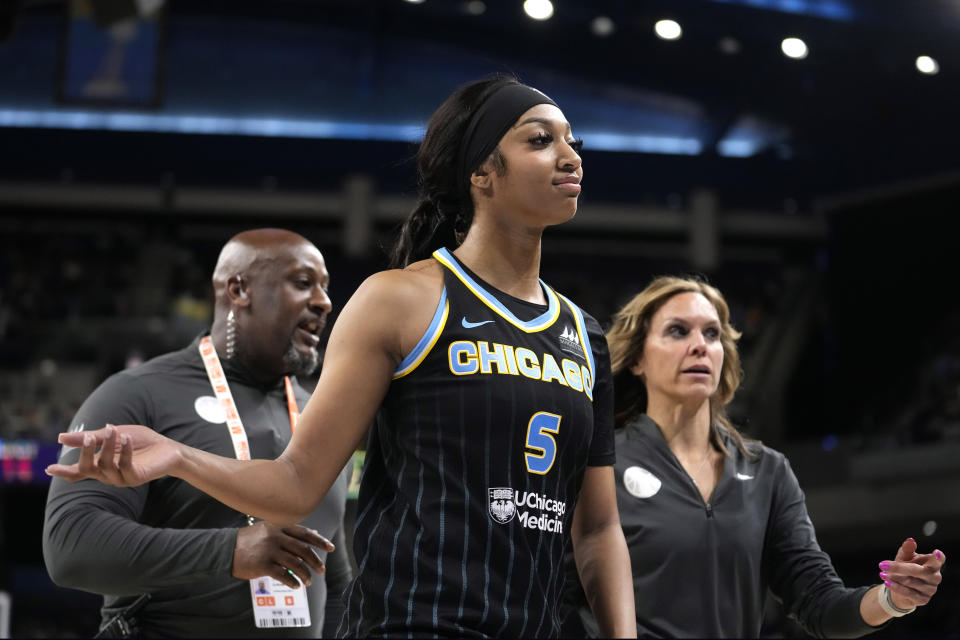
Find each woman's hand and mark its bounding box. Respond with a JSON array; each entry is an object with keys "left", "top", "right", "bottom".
[
  {"left": 46, "top": 424, "right": 182, "bottom": 487},
  {"left": 880, "top": 537, "right": 945, "bottom": 609}
]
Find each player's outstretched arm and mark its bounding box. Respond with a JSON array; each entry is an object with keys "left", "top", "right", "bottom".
[{"left": 48, "top": 267, "right": 441, "bottom": 525}]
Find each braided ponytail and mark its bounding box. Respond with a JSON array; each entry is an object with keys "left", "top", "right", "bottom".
[{"left": 390, "top": 75, "right": 520, "bottom": 268}]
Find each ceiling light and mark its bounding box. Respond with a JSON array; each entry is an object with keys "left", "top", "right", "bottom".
[
  {"left": 404, "top": 0, "right": 425, "bottom": 4},
  {"left": 591, "top": 15, "right": 615, "bottom": 37},
  {"left": 523, "top": 0, "right": 554, "bottom": 20},
  {"left": 465, "top": 1, "right": 486, "bottom": 15},
  {"left": 781, "top": 37, "right": 808, "bottom": 59},
  {"left": 654, "top": 19, "right": 682, "bottom": 40},
  {"left": 916, "top": 55, "right": 939, "bottom": 75}
]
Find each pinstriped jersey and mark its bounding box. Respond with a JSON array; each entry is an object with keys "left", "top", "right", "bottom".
[{"left": 340, "top": 248, "right": 615, "bottom": 638}]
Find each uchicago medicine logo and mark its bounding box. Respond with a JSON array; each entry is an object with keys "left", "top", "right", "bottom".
[
  {"left": 488, "top": 487, "right": 566, "bottom": 533},
  {"left": 488, "top": 487, "right": 517, "bottom": 523}
]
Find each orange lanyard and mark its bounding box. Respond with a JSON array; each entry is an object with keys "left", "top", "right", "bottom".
[
  {"left": 198, "top": 336, "right": 298, "bottom": 461},
  {"left": 283, "top": 377, "right": 300, "bottom": 432}
]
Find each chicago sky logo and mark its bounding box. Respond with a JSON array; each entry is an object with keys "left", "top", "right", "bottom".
[
  {"left": 558, "top": 325, "right": 584, "bottom": 358},
  {"left": 489, "top": 487, "right": 517, "bottom": 523}
]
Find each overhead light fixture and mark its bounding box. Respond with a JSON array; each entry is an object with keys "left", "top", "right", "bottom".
[
  {"left": 654, "top": 19, "right": 682, "bottom": 40},
  {"left": 404, "top": 0, "right": 426, "bottom": 4},
  {"left": 781, "top": 37, "right": 808, "bottom": 59},
  {"left": 916, "top": 55, "right": 939, "bottom": 75},
  {"left": 591, "top": 15, "right": 615, "bottom": 37},
  {"left": 465, "top": 1, "right": 486, "bottom": 15},
  {"left": 523, "top": 0, "right": 553, "bottom": 20}
]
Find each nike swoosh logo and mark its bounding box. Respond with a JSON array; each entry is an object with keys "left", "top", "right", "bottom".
[
  {"left": 462, "top": 317, "right": 494, "bottom": 329},
  {"left": 735, "top": 473, "right": 754, "bottom": 481}
]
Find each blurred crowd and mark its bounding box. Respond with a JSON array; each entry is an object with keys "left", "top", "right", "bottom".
[
  {"left": 855, "top": 310, "right": 960, "bottom": 449},
  {"left": 0, "top": 231, "right": 211, "bottom": 441},
  {"left": 1, "top": 228, "right": 790, "bottom": 444},
  {"left": 6, "top": 223, "right": 956, "bottom": 451}
]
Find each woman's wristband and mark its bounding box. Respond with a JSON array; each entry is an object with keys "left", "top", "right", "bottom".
[{"left": 878, "top": 583, "right": 915, "bottom": 617}]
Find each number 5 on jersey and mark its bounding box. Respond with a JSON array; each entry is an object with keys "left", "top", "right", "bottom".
[{"left": 524, "top": 412, "right": 561, "bottom": 475}]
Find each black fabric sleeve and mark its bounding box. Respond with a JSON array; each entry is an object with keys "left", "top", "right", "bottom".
[
  {"left": 42, "top": 372, "right": 237, "bottom": 596},
  {"left": 766, "top": 455, "right": 879, "bottom": 638},
  {"left": 584, "top": 313, "right": 615, "bottom": 466},
  {"left": 321, "top": 526, "right": 353, "bottom": 638}
]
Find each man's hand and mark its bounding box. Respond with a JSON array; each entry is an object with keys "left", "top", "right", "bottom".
[{"left": 233, "top": 521, "right": 335, "bottom": 589}]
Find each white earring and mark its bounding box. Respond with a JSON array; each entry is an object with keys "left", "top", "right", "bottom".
[{"left": 225, "top": 309, "right": 237, "bottom": 360}]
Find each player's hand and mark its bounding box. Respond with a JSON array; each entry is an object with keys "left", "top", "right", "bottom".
[
  {"left": 46, "top": 424, "right": 181, "bottom": 487},
  {"left": 879, "top": 537, "right": 945, "bottom": 609},
  {"left": 233, "top": 521, "right": 335, "bottom": 588}
]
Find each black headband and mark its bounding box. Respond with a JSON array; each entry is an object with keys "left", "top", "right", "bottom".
[{"left": 457, "top": 83, "right": 559, "bottom": 188}]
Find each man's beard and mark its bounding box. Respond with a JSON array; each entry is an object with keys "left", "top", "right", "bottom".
[{"left": 282, "top": 341, "right": 320, "bottom": 377}]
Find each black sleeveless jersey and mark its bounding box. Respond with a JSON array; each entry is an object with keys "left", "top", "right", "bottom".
[{"left": 340, "top": 249, "right": 615, "bottom": 638}]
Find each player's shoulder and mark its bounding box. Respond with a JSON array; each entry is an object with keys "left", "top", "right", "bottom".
[{"left": 354, "top": 260, "right": 445, "bottom": 311}]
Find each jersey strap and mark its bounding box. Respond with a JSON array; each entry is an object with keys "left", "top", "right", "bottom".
[
  {"left": 557, "top": 292, "right": 595, "bottom": 392},
  {"left": 393, "top": 287, "right": 449, "bottom": 379}
]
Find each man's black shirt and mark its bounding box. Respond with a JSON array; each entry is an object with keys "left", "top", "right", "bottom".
[{"left": 43, "top": 337, "right": 351, "bottom": 638}]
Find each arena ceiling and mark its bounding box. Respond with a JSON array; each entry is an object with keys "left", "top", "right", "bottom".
[{"left": 1, "top": 0, "right": 958, "bottom": 207}]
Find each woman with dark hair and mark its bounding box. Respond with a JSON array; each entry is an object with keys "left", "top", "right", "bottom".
[
  {"left": 48, "top": 75, "right": 636, "bottom": 638},
  {"left": 564, "top": 275, "right": 946, "bottom": 638}
]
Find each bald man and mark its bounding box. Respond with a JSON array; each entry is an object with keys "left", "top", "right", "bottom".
[{"left": 43, "top": 229, "right": 353, "bottom": 638}]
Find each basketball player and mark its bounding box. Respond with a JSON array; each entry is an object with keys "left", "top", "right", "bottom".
[
  {"left": 47, "top": 77, "right": 637, "bottom": 638},
  {"left": 564, "top": 276, "right": 946, "bottom": 637}
]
